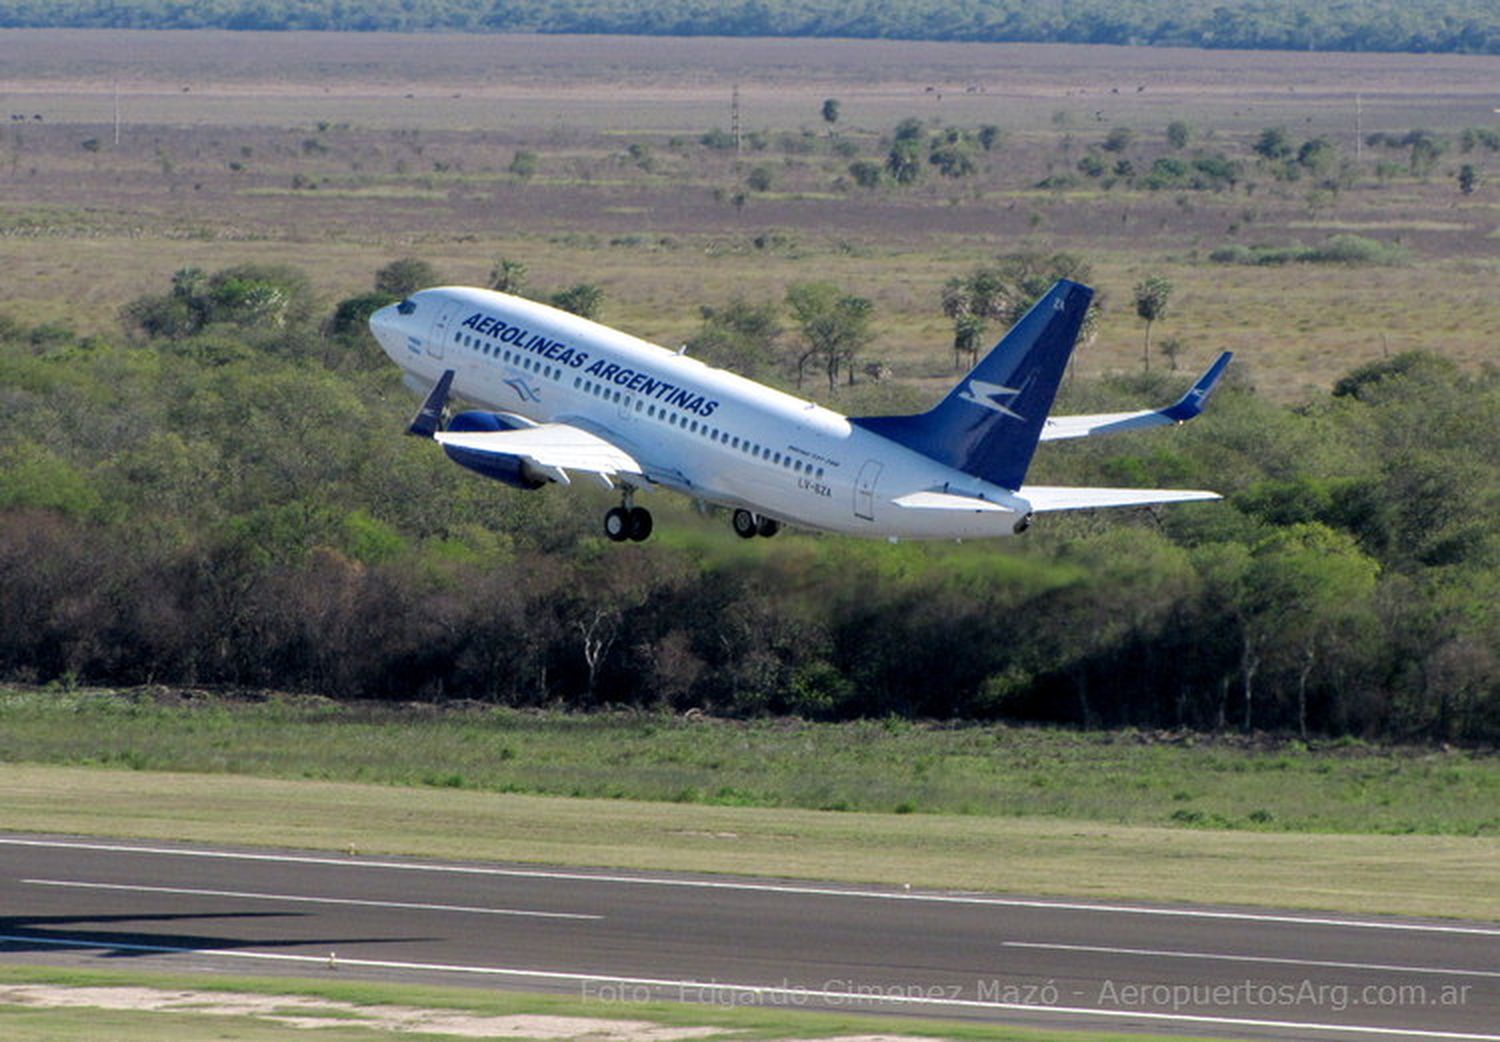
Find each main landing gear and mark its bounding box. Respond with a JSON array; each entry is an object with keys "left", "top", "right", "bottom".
[
  {"left": 604, "top": 490, "right": 652, "bottom": 543},
  {"left": 732, "top": 509, "right": 780, "bottom": 539}
]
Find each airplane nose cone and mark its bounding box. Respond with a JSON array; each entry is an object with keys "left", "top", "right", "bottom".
[
  {"left": 368, "top": 303, "right": 403, "bottom": 357},
  {"left": 369, "top": 302, "right": 394, "bottom": 337}
]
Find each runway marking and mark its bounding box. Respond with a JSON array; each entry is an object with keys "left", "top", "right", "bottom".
[
  {"left": 3, "top": 837, "right": 1496, "bottom": 937},
  {"left": 0, "top": 933, "right": 1496, "bottom": 1042},
  {"left": 21, "top": 879, "right": 602, "bottom": 921},
  {"left": 1004, "top": 941, "right": 1500, "bottom": 979}
]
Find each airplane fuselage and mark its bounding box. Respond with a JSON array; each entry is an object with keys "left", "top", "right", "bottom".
[{"left": 371, "top": 286, "right": 1034, "bottom": 538}]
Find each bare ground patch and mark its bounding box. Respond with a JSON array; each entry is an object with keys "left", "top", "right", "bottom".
[{"left": 0, "top": 984, "right": 730, "bottom": 1041}]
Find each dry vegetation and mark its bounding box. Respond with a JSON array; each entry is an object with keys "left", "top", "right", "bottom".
[{"left": 0, "top": 30, "right": 1497, "bottom": 397}]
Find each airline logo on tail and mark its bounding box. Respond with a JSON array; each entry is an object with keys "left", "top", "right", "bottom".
[{"left": 958, "top": 373, "right": 1034, "bottom": 420}]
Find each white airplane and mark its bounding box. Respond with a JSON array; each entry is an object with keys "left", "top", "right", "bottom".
[{"left": 369, "top": 279, "right": 1231, "bottom": 542}]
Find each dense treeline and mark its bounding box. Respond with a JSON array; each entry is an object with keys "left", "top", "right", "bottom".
[
  {"left": 2, "top": 0, "right": 1500, "bottom": 55},
  {"left": 0, "top": 264, "right": 1497, "bottom": 741}
]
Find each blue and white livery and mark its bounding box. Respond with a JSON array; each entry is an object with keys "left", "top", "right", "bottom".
[{"left": 369, "top": 280, "right": 1230, "bottom": 542}]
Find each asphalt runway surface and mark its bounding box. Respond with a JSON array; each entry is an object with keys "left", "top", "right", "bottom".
[{"left": 1, "top": 833, "right": 1496, "bottom": 1040}]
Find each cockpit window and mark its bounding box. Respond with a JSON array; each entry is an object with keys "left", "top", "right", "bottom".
[{"left": 396, "top": 299, "right": 417, "bottom": 315}]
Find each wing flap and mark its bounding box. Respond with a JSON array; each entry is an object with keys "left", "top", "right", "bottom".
[{"left": 435, "top": 423, "right": 644, "bottom": 483}]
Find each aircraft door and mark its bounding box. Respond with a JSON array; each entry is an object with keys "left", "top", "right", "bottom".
[
  {"left": 427, "top": 306, "right": 454, "bottom": 359},
  {"left": 854, "top": 459, "right": 882, "bottom": 521}
]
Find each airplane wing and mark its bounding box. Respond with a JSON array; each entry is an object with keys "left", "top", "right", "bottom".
[
  {"left": 1040, "top": 351, "right": 1232, "bottom": 442},
  {"left": 1020, "top": 485, "right": 1220, "bottom": 511},
  {"left": 435, "top": 424, "right": 644, "bottom": 489}
]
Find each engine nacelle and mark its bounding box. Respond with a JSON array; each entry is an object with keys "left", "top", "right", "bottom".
[{"left": 441, "top": 411, "right": 547, "bottom": 490}]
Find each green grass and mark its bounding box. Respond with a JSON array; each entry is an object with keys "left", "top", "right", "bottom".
[
  {"left": 4, "top": 689, "right": 1496, "bottom": 919},
  {"left": 0, "top": 966, "right": 1207, "bottom": 1042},
  {"left": 2, "top": 688, "right": 1496, "bottom": 836}
]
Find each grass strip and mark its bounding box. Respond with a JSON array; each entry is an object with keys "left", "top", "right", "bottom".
[
  {"left": 2, "top": 690, "right": 1497, "bottom": 836},
  {"left": 1, "top": 763, "right": 1496, "bottom": 920},
  {"left": 0, "top": 964, "right": 1212, "bottom": 1042}
]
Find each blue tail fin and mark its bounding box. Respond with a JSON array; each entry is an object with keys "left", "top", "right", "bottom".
[{"left": 851, "top": 279, "right": 1093, "bottom": 490}]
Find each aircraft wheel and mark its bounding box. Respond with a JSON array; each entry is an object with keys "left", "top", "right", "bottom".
[
  {"left": 756, "top": 516, "right": 781, "bottom": 538},
  {"left": 731, "top": 509, "right": 758, "bottom": 539},
  {"left": 627, "top": 506, "right": 653, "bottom": 542},
  {"left": 603, "top": 506, "right": 630, "bottom": 542}
]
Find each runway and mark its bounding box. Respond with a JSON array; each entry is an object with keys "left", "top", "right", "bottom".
[{"left": 1, "top": 833, "right": 1496, "bottom": 1040}]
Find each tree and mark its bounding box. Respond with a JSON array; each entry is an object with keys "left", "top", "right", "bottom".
[
  {"left": 1254, "top": 126, "right": 1293, "bottom": 160},
  {"left": 508, "top": 149, "right": 538, "bottom": 178},
  {"left": 977, "top": 125, "right": 1005, "bottom": 151},
  {"left": 1158, "top": 335, "right": 1185, "bottom": 372},
  {"left": 489, "top": 257, "right": 528, "bottom": 294},
  {"left": 375, "top": 257, "right": 439, "bottom": 297},
  {"left": 821, "top": 98, "right": 840, "bottom": 128},
  {"left": 1102, "top": 126, "right": 1134, "bottom": 153},
  {"left": 1247, "top": 525, "right": 1379, "bottom": 737},
  {"left": 988, "top": 251, "right": 1094, "bottom": 323},
  {"left": 893, "top": 118, "right": 924, "bottom": 142},
  {"left": 885, "top": 138, "right": 923, "bottom": 185},
  {"left": 1406, "top": 131, "right": 1446, "bottom": 177},
  {"left": 848, "top": 160, "right": 882, "bottom": 188},
  {"left": 329, "top": 291, "right": 397, "bottom": 337},
  {"left": 928, "top": 128, "right": 977, "bottom": 178},
  {"left": 940, "top": 268, "right": 1007, "bottom": 369},
  {"left": 746, "top": 164, "right": 774, "bottom": 192},
  {"left": 126, "top": 263, "right": 316, "bottom": 338},
  {"left": 1133, "top": 275, "right": 1173, "bottom": 371},
  {"left": 1458, "top": 163, "right": 1480, "bottom": 195},
  {"left": 687, "top": 297, "right": 782, "bottom": 376},
  {"left": 549, "top": 283, "right": 604, "bottom": 320},
  {"left": 785, "top": 281, "right": 874, "bottom": 392},
  {"left": 1296, "top": 137, "right": 1338, "bottom": 179},
  {"left": 1166, "top": 120, "right": 1192, "bottom": 149}
]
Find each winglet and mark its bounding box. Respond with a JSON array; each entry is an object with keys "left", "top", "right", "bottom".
[
  {"left": 1161, "top": 351, "right": 1233, "bottom": 423},
  {"left": 407, "top": 369, "right": 455, "bottom": 438}
]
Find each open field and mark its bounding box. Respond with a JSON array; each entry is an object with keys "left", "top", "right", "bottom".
[
  {"left": 2, "top": 760, "right": 1497, "bottom": 920},
  {"left": 0, "top": 31, "right": 1497, "bottom": 397},
  {"left": 3, "top": 30, "right": 1498, "bottom": 132},
  {"left": 2, "top": 689, "right": 1497, "bottom": 836},
  {"left": 0, "top": 758, "right": 1494, "bottom": 923},
  {"left": 0, "top": 966, "right": 1201, "bottom": 1042},
  {"left": 3, "top": 690, "right": 1496, "bottom": 920}
]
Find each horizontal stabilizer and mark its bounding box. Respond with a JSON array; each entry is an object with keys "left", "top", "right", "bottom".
[
  {"left": 1041, "top": 351, "right": 1233, "bottom": 442},
  {"left": 1020, "top": 485, "right": 1221, "bottom": 512}
]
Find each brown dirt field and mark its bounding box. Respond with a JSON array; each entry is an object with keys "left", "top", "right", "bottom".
[
  {"left": 0, "top": 29, "right": 1496, "bottom": 399},
  {"left": 2, "top": 29, "right": 1498, "bottom": 132}
]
